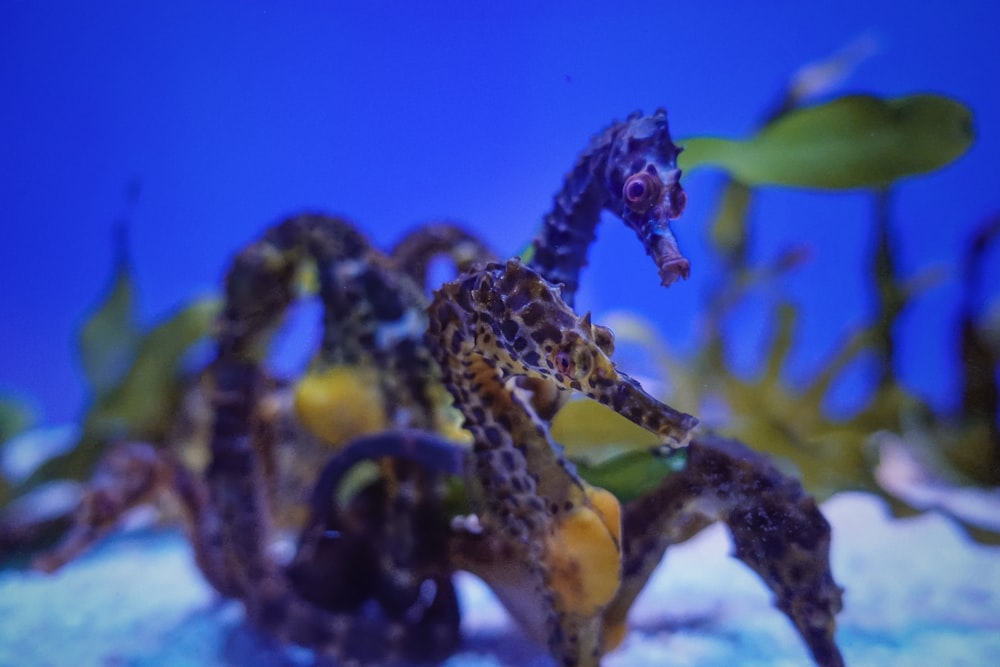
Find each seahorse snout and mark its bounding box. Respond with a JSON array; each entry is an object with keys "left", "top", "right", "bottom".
[{"left": 643, "top": 224, "right": 690, "bottom": 287}]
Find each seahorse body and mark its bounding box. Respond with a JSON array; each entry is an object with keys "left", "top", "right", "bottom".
[
  {"left": 426, "top": 259, "right": 699, "bottom": 665},
  {"left": 209, "top": 214, "right": 466, "bottom": 664},
  {"left": 530, "top": 108, "right": 689, "bottom": 301}
]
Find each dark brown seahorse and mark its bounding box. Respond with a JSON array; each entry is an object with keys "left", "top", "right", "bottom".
[
  {"left": 491, "top": 109, "right": 691, "bottom": 425},
  {"left": 282, "top": 221, "right": 500, "bottom": 644},
  {"left": 528, "top": 108, "right": 689, "bottom": 303},
  {"left": 390, "top": 221, "right": 498, "bottom": 293},
  {"left": 207, "top": 214, "right": 468, "bottom": 664},
  {"left": 29, "top": 216, "right": 494, "bottom": 662},
  {"left": 606, "top": 435, "right": 845, "bottom": 667}
]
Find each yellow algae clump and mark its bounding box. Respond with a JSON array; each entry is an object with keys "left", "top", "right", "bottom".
[
  {"left": 584, "top": 484, "right": 622, "bottom": 543},
  {"left": 293, "top": 365, "right": 387, "bottom": 447},
  {"left": 546, "top": 485, "right": 622, "bottom": 617}
]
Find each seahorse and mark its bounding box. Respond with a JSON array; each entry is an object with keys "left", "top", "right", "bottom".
[
  {"left": 277, "top": 224, "right": 489, "bottom": 641},
  {"left": 426, "top": 259, "right": 699, "bottom": 665},
  {"left": 208, "top": 214, "right": 467, "bottom": 663},
  {"left": 28, "top": 216, "right": 494, "bottom": 663},
  {"left": 528, "top": 108, "right": 689, "bottom": 303},
  {"left": 507, "top": 109, "right": 691, "bottom": 424},
  {"left": 390, "top": 221, "right": 498, "bottom": 294},
  {"left": 606, "top": 435, "right": 845, "bottom": 666}
]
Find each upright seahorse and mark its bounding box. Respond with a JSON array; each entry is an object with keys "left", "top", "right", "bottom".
[
  {"left": 426, "top": 259, "right": 699, "bottom": 665},
  {"left": 208, "top": 214, "right": 465, "bottom": 663},
  {"left": 528, "top": 108, "right": 689, "bottom": 302},
  {"left": 511, "top": 109, "right": 691, "bottom": 423}
]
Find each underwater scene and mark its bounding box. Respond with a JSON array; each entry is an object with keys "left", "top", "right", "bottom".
[{"left": 1, "top": 2, "right": 998, "bottom": 666}]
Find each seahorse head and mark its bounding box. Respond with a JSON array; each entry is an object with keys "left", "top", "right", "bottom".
[{"left": 605, "top": 109, "right": 689, "bottom": 287}]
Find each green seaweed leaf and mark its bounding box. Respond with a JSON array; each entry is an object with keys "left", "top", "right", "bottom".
[
  {"left": 708, "top": 180, "right": 753, "bottom": 262},
  {"left": 551, "top": 398, "right": 689, "bottom": 502},
  {"left": 0, "top": 396, "right": 34, "bottom": 446},
  {"left": 77, "top": 233, "right": 142, "bottom": 396},
  {"left": 577, "top": 449, "right": 686, "bottom": 503},
  {"left": 551, "top": 398, "right": 658, "bottom": 465},
  {"left": 86, "top": 295, "right": 220, "bottom": 443},
  {"left": 680, "top": 94, "right": 974, "bottom": 189},
  {"left": 21, "top": 295, "right": 220, "bottom": 489}
]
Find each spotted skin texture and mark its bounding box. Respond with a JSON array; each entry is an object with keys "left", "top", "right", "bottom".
[
  {"left": 607, "top": 435, "right": 845, "bottom": 667},
  {"left": 426, "top": 259, "right": 699, "bottom": 665}
]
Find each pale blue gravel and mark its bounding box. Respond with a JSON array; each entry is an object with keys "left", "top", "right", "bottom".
[{"left": 2, "top": 492, "right": 999, "bottom": 667}]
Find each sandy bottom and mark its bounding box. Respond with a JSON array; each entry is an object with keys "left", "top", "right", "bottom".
[{"left": 2, "top": 492, "right": 998, "bottom": 667}]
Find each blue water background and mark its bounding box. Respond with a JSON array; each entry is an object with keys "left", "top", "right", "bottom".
[{"left": 1, "top": 1, "right": 998, "bottom": 426}]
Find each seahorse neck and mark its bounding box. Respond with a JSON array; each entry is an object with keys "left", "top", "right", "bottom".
[{"left": 527, "top": 123, "right": 618, "bottom": 307}]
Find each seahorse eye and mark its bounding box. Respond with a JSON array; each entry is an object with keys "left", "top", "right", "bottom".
[
  {"left": 553, "top": 345, "right": 593, "bottom": 380},
  {"left": 622, "top": 172, "right": 661, "bottom": 213},
  {"left": 555, "top": 350, "right": 573, "bottom": 374},
  {"left": 626, "top": 179, "right": 646, "bottom": 200}
]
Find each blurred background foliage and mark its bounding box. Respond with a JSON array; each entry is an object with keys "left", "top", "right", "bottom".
[{"left": 1, "top": 39, "right": 997, "bottom": 556}]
